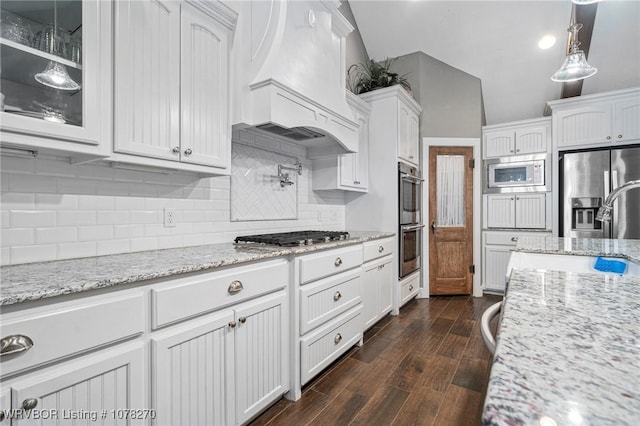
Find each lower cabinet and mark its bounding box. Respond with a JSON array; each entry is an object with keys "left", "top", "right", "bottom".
[
  {"left": 4, "top": 343, "right": 146, "bottom": 426},
  {"left": 152, "top": 290, "right": 288, "bottom": 426},
  {"left": 362, "top": 254, "right": 393, "bottom": 330},
  {"left": 399, "top": 272, "right": 420, "bottom": 307}
]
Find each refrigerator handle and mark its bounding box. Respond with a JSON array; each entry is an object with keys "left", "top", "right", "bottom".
[
  {"left": 611, "top": 170, "right": 619, "bottom": 239},
  {"left": 603, "top": 171, "right": 611, "bottom": 239}
]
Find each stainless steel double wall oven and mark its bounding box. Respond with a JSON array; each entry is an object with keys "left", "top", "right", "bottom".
[{"left": 398, "top": 162, "right": 424, "bottom": 278}]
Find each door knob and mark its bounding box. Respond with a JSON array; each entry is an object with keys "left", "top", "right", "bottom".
[{"left": 431, "top": 222, "right": 436, "bottom": 233}]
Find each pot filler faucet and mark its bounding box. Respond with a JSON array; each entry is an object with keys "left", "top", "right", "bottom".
[
  {"left": 596, "top": 180, "right": 640, "bottom": 222},
  {"left": 277, "top": 162, "right": 303, "bottom": 187}
]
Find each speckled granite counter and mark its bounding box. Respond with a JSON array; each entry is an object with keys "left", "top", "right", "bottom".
[
  {"left": 0, "top": 231, "right": 394, "bottom": 307},
  {"left": 483, "top": 268, "right": 640, "bottom": 425},
  {"left": 515, "top": 236, "right": 640, "bottom": 263}
]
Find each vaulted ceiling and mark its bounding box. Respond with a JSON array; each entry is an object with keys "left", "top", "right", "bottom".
[{"left": 349, "top": 0, "right": 640, "bottom": 125}]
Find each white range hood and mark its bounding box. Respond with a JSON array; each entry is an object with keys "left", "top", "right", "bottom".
[{"left": 231, "top": 0, "right": 358, "bottom": 158}]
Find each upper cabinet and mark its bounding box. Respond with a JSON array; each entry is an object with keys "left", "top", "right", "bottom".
[
  {"left": 397, "top": 99, "right": 420, "bottom": 165},
  {"left": 112, "top": 0, "right": 237, "bottom": 175},
  {"left": 313, "top": 91, "right": 371, "bottom": 192},
  {"left": 548, "top": 87, "right": 640, "bottom": 149},
  {"left": 482, "top": 117, "right": 551, "bottom": 159},
  {"left": 0, "top": 0, "right": 111, "bottom": 159}
]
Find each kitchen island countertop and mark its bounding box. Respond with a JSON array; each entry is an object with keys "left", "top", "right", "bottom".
[
  {"left": 0, "top": 231, "right": 394, "bottom": 307},
  {"left": 514, "top": 236, "right": 640, "bottom": 263}
]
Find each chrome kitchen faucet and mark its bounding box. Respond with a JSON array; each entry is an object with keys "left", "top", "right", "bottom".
[{"left": 596, "top": 180, "right": 640, "bottom": 222}]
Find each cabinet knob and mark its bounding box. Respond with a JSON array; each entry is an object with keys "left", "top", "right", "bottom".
[
  {"left": 606, "top": 136, "right": 611, "bottom": 140},
  {"left": 228, "top": 321, "right": 237, "bottom": 328},
  {"left": 171, "top": 146, "right": 180, "bottom": 154},
  {"left": 334, "top": 257, "right": 342, "bottom": 267},
  {"left": 0, "top": 335, "right": 34, "bottom": 357},
  {"left": 333, "top": 291, "right": 342, "bottom": 301},
  {"left": 409, "top": 155, "right": 414, "bottom": 159},
  {"left": 511, "top": 237, "right": 519, "bottom": 242},
  {"left": 22, "top": 398, "right": 38, "bottom": 411},
  {"left": 184, "top": 148, "right": 193, "bottom": 156},
  {"left": 238, "top": 317, "right": 247, "bottom": 324},
  {"left": 516, "top": 149, "right": 520, "bottom": 153},
  {"left": 510, "top": 149, "right": 514, "bottom": 153},
  {"left": 228, "top": 280, "right": 243, "bottom": 294},
  {"left": 378, "top": 245, "right": 384, "bottom": 253},
  {"left": 409, "top": 285, "right": 414, "bottom": 291},
  {"left": 334, "top": 333, "right": 342, "bottom": 344},
  {"left": 516, "top": 197, "right": 520, "bottom": 200},
  {"left": 618, "top": 134, "right": 622, "bottom": 139},
  {"left": 510, "top": 197, "right": 515, "bottom": 200}
]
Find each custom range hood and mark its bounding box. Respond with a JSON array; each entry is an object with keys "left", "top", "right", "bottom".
[{"left": 231, "top": 0, "right": 358, "bottom": 158}]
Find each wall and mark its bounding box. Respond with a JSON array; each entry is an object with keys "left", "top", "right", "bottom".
[
  {"left": 0, "top": 137, "right": 344, "bottom": 266},
  {"left": 339, "top": 0, "right": 370, "bottom": 69},
  {"left": 393, "top": 51, "right": 483, "bottom": 138}
]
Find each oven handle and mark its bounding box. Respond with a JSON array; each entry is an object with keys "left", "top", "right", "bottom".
[
  {"left": 401, "top": 224, "right": 425, "bottom": 232},
  {"left": 400, "top": 172, "right": 424, "bottom": 183}
]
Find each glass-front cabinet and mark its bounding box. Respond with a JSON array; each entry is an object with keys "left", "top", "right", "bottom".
[{"left": 0, "top": 0, "right": 110, "bottom": 158}]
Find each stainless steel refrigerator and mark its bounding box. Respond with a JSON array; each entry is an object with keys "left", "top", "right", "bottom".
[{"left": 559, "top": 145, "right": 640, "bottom": 239}]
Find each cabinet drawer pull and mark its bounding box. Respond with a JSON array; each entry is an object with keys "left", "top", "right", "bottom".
[
  {"left": 334, "top": 257, "right": 342, "bottom": 267},
  {"left": 409, "top": 285, "right": 414, "bottom": 291},
  {"left": 0, "top": 335, "right": 34, "bottom": 357},
  {"left": 334, "top": 333, "right": 342, "bottom": 344},
  {"left": 238, "top": 317, "right": 247, "bottom": 324},
  {"left": 511, "top": 237, "right": 519, "bottom": 242},
  {"left": 171, "top": 146, "right": 180, "bottom": 154},
  {"left": 22, "top": 398, "right": 38, "bottom": 411},
  {"left": 228, "top": 321, "right": 237, "bottom": 328},
  {"left": 618, "top": 134, "right": 622, "bottom": 139},
  {"left": 333, "top": 291, "right": 342, "bottom": 301},
  {"left": 228, "top": 280, "right": 244, "bottom": 294},
  {"left": 378, "top": 245, "right": 384, "bottom": 253},
  {"left": 606, "top": 136, "right": 611, "bottom": 140}
]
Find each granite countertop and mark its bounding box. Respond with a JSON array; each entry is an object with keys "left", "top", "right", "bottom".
[
  {"left": 483, "top": 268, "right": 640, "bottom": 425},
  {"left": 515, "top": 236, "right": 640, "bottom": 263},
  {"left": 0, "top": 231, "right": 394, "bottom": 307}
]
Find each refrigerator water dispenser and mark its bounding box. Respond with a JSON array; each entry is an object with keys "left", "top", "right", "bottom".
[{"left": 571, "top": 197, "right": 603, "bottom": 230}]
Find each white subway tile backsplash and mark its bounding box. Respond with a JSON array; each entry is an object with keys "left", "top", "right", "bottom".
[
  {"left": 130, "top": 237, "right": 158, "bottom": 252},
  {"left": 114, "top": 224, "right": 145, "bottom": 239},
  {"left": 158, "top": 235, "right": 184, "bottom": 249},
  {"left": 1, "top": 228, "right": 34, "bottom": 247},
  {"left": 36, "top": 227, "right": 78, "bottom": 244},
  {"left": 57, "top": 177, "right": 96, "bottom": 194},
  {"left": 0, "top": 156, "right": 36, "bottom": 174},
  {"left": 78, "top": 195, "right": 115, "bottom": 210},
  {"left": 35, "top": 158, "right": 77, "bottom": 177},
  {"left": 9, "top": 174, "right": 57, "bottom": 193},
  {"left": 96, "top": 239, "right": 130, "bottom": 256},
  {"left": 78, "top": 225, "right": 114, "bottom": 241},
  {"left": 95, "top": 180, "right": 130, "bottom": 196},
  {"left": 58, "top": 241, "right": 97, "bottom": 260},
  {"left": 10, "top": 210, "right": 56, "bottom": 228},
  {"left": 97, "top": 210, "right": 129, "bottom": 225},
  {"left": 1, "top": 211, "right": 10, "bottom": 228},
  {"left": 35, "top": 194, "right": 79, "bottom": 210},
  {"left": 1, "top": 192, "right": 36, "bottom": 209},
  {"left": 57, "top": 210, "right": 96, "bottom": 226},
  {"left": 114, "top": 196, "right": 145, "bottom": 210},
  {"left": 77, "top": 163, "right": 115, "bottom": 180},
  {"left": 11, "top": 244, "right": 57, "bottom": 264},
  {"left": 1, "top": 247, "right": 10, "bottom": 265},
  {"left": 130, "top": 210, "right": 160, "bottom": 224}
]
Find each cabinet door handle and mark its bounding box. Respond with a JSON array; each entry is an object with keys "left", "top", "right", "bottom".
[
  {"left": 409, "top": 155, "right": 414, "bottom": 159},
  {"left": 510, "top": 197, "right": 515, "bottom": 200},
  {"left": 228, "top": 321, "right": 237, "bottom": 328},
  {"left": 171, "top": 146, "right": 180, "bottom": 154},
  {"left": 184, "top": 148, "right": 193, "bottom": 156},
  {"left": 378, "top": 245, "right": 384, "bottom": 253},
  {"left": 333, "top": 291, "right": 342, "bottom": 301},
  {"left": 511, "top": 236, "right": 519, "bottom": 242},
  {"left": 0, "top": 335, "right": 34, "bottom": 357},
  {"left": 334, "top": 257, "right": 342, "bottom": 267},
  {"left": 618, "top": 134, "right": 622, "bottom": 139},
  {"left": 238, "top": 317, "right": 247, "bottom": 324},
  {"left": 228, "top": 280, "right": 243, "bottom": 294},
  {"left": 606, "top": 136, "right": 611, "bottom": 140},
  {"left": 334, "top": 333, "right": 342, "bottom": 344},
  {"left": 22, "top": 398, "right": 38, "bottom": 411},
  {"left": 409, "top": 285, "right": 414, "bottom": 291}
]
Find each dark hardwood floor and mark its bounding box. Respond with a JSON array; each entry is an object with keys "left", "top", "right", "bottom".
[{"left": 251, "top": 294, "right": 502, "bottom": 426}]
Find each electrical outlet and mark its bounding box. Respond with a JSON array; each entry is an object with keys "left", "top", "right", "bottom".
[{"left": 164, "top": 208, "right": 176, "bottom": 228}]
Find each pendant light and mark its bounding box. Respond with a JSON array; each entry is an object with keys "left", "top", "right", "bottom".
[
  {"left": 550, "top": 23, "right": 597, "bottom": 82},
  {"left": 34, "top": 0, "right": 81, "bottom": 91}
]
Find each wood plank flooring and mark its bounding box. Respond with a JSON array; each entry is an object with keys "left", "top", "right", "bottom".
[{"left": 251, "top": 295, "right": 502, "bottom": 426}]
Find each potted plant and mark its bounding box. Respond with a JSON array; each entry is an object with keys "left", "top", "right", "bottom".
[{"left": 347, "top": 57, "right": 412, "bottom": 95}]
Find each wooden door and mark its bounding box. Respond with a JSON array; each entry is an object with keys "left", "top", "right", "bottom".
[{"left": 428, "top": 146, "right": 474, "bottom": 295}]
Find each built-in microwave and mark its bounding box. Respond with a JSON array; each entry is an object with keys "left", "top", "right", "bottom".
[{"left": 484, "top": 153, "right": 550, "bottom": 193}]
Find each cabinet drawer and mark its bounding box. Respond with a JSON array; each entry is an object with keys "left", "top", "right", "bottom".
[
  {"left": 298, "top": 245, "right": 362, "bottom": 285},
  {"left": 400, "top": 274, "right": 420, "bottom": 306},
  {"left": 484, "top": 232, "right": 550, "bottom": 246},
  {"left": 300, "top": 305, "right": 363, "bottom": 385},
  {"left": 0, "top": 291, "right": 145, "bottom": 378},
  {"left": 363, "top": 237, "right": 394, "bottom": 263},
  {"left": 300, "top": 269, "right": 361, "bottom": 335},
  {"left": 152, "top": 259, "right": 288, "bottom": 329}
]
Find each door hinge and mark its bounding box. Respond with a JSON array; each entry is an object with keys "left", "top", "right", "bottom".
[
  {"left": 469, "top": 264, "right": 475, "bottom": 274},
  {"left": 469, "top": 158, "right": 475, "bottom": 169}
]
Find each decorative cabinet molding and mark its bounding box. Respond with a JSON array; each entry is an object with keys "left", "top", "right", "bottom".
[
  {"left": 0, "top": 0, "right": 111, "bottom": 160},
  {"left": 484, "top": 193, "right": 547, "bottom": 229},
  {"left": 548, "top": 87, "right": 640, "bottom": 149},
  {"left": 112, "top": 0, "right": 237, "bottom": 175},
  {"left": 313, "top": 91, "right": 371, "bottom": 192},
  {"left": 482, "top": 117, "right": 551, "bottom": 158}
]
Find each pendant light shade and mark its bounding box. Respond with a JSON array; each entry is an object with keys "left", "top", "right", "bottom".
[
  {"left": 551, "top": 23, "right": 597, "bottom": 82},
  {"left": 35, "top": 61, "right": 81, "bottom": 91}
]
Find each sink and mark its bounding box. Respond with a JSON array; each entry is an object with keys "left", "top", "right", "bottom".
[{"left": 506, "top": 251, "right": 640, "bottom": 278}]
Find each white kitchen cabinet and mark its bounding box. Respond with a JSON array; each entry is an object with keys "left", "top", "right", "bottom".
[
  {"left": 482, "top": 231, "right": 551, "bottom": 292},
  {"left": 362, "top": 255, "right": 393, "bottom": 330},
  {"left": 398, "top": 100, "right": 420, "bottom": 165},
  {"left": 399, "top": 271, "right": 420, "bottom": 307},
  {"left": 0, "top": 0, "right": 111, "bottom": 160},
  {"left": 549, "top": 88, "right": 640, "bottom": 149},
  {"left": 0, "top": 389, "right": 8, "bottom": 424},
  {"left": 483, "top": 117, "right": 551, "bottom": 158},
  {"left": 113, "top": 0, "right": 237, "bottom": 175},
  {"left": 4, "top": 343, "right": 146, "bottom": 426},
  {"left": 485, "top": 193, "right": 546, "bottom": 229},
  {"left": 313, "top": 91, "right": 371, "bottom": 192}
]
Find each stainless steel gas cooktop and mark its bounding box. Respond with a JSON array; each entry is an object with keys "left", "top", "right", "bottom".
[{"left": 234, "top": 231, "right": 349, "bottom": 247}]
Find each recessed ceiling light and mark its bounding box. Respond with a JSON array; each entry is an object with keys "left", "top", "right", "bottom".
[
  {"left": 572, "top": 0, "right": 600, "bottom": 4},
  {"left": 538, "top": 35, "right": 556, "bottom": 50}
]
